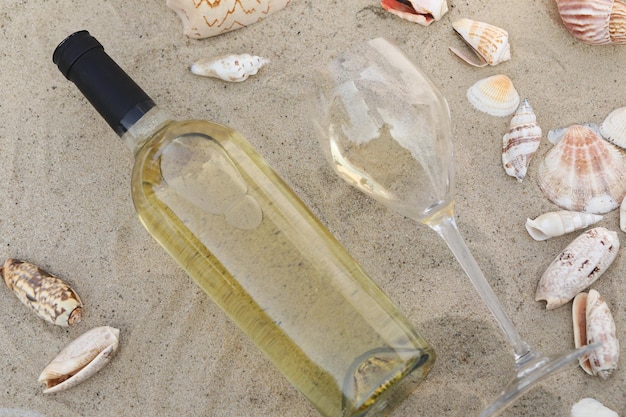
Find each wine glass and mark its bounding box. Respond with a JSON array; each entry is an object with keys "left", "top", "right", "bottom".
[{"left": 312, "top": 38, "right": 597, "bottom": 417}]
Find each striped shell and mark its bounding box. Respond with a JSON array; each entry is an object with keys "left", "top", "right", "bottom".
[
  {"left": 600, "top": 106, "right": 626, "bottom": 149},
  {"left": 555, "top": 0, "right": 626, "bottom": 44},
  {"left": 525, "top": 210, "right": 603, "bottom": 241},
  {"left": 1, "top": 259, "right": 82, "bottom": 327},
  {"left": 572, "top": 290, "right": 619, "bottom": 379},
  {"left": 537, "top": 124, "right": 626, "bottom": 214},
  {"left": 535, "top": 227, "right": 619, "bottom": 309},
  {"left": 166, "top": 0, "right": 291, "bottom": 39},
  {"left": 190, "top": 54, "right": 269, "bottom": 82},
  {"left": 502, "top": 98, "right": 542, "bottom": 181},
  {"left": 451, "top": 18, "right": 511, "bottom": 67},
  {"left": 380, "top": 0, "right": 448, "bottom": 26},
  {"left": 466, "top": 74, "right": 520, "bottom": 117}
]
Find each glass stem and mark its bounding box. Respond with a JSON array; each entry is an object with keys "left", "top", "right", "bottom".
[{"left": 429, "top": 214, "right": 533, "bottom": 363}]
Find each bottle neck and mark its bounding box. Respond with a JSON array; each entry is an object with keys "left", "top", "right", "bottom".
[{"left": 121, "top": 106, "right": 173, "bottom": 155}]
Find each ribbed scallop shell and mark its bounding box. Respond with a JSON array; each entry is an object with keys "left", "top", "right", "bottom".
[
  {"left": 571, "top": 398, "right": 620, "bottom": 417},
  {"left": 467, "top": 74, "right": 520, "bottom": 117},
  {"left": 451, "top": 18, "right": 511, "bottom": 66},
  {"left": 502, "top": 98, "right": 542, "bottom": 181},
  {"left": 600, "top": 106, "right": 626, "bottom": 149},
  {"left": 537, "top": 124, "right": 626, "bottom": 214},
  {"left": 525, "top": 210, "right": 603, "bottom": 241},
  {"left": 381, "top": 0, "right": 448, "bottom": 26},
  {"left": 555, "top": 0, "right": 626, "bottom": 44}
]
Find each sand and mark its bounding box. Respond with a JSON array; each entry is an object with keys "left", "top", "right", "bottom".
[{"left": 0, "top": 1, "right": 625, "bottom": 416}]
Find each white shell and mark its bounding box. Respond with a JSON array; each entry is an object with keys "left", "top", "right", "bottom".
[
  {"left": 621, "top": 196, "right": 626, "bottom": 233},
  {"left": 571, "top": 398, "right": 619, "bottom": 417},
  {"left": 190, "top": 54, "right": 269, "bottom": 82},
  {"left": 467, "top": 74, "right": 520, "bottom": 117},
  {"left": 39, "top": 326, "right": 120, "bottom": 393},
  {"left": 555, "top": 0, "right": 626, "bottom": 44},
  {"left": 166, "top": 0, "right": 291, "bottom": 39},
  {"left": 380, "top": 0, "right": 448, "bottom": 26},
  {"left": 525, "top": 211, "right": 603, "bottom": 241},
  {"left": 502, "top": 98, "right": 542, "bottom": 181},
  {"left": 535, "top": 227, "right": 619, "bottom": 309},
  {"left": 573, "top": 291, "right": 619, "bottom": 379},
  {"left": 600, "top": 106, "right": 626, "bottom": 149},
  {"left": 451, "top": 18, "right": 511, "bottom": 67}
]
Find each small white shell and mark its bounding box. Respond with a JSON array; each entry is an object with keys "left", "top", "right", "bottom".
[
  {"left": 466, "top": 74, "right": 520, "bottom": 117},
  {"left": 571, "top": 398, "right": 619, "bottom": 417},
  {"left": 621, "top": 196, "right": 626, "bottom": 233},
  {"left": 190, "top": 54, "right": 269, "bottom": 82},
  {"left": 380, "top": 0, "right": 448, "bottom": 26},
  {"left": 39, "top": 326, "right": 120, "bottom": 393},
  {"left": 451, "top": 18, "right": 511, "bottom": 67},
  {"left": 535, "top": 227, "right": 619, "bottom": 309},
  {"left": 525, "top": 211, "right": 603, "bottom": 241},
  {"left": 600, "top": 106, "right": 626, "bottom": 149},
  {"left": 502, "top": 98, "right": 542, "bottom": 181}
]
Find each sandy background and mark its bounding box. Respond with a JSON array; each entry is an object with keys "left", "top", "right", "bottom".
[{"left": 1, "top": 0, "right": 625, "bottom": 416}]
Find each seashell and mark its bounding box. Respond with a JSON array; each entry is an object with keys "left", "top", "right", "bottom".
[
  {"left": 620, "top": 195, "right": 626, "bottom": 232},
  {"left": 572, "top": 291, "right": 619, "bottom": 379},
  {"left": 190, "top": 54, "right": 269, "bottom": 82},
  {"left": 1, "top": 259, "right": 82, "bottom": 327},
  {"left": 600, "top": 106, "right": 626, "bottom": 149},
  {"left": 450, "top": 18, "right": 511, "bottom": 67},
  {"left": 535, "top": 227, "right": 619, "bottom": 309},
  {"left": 380, "top": 0, "right": 448, "bottom": 26},
  {"left": 166, "top": 0, "right": 291, "bottom": 39},
  {"left": 525, "top": 210, "right": 603, "bottom": 241},
  {"left": 537, "top": 124, "right": 626, "bottom": 214},
  {"left": 547, "top": 122, "right": 601, "bottom": 145},
  {"left": 502, "top": 98, "right": 542, "bottom": 181},
  {"left": 555, "top": 0, "right": 626, "bottom": 44},
  {"left": 571, "top": 398, "right": 620, "bottom": 417},
  {"left": 466, "top": 74, "right": 520, "bottom": 117},
  {"left": 39, "top": 326, "right": 120, "bottom": 393}
]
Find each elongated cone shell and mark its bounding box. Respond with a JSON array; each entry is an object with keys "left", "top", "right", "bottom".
[
  {"left": 502, "top": 98, "right": 542, "bottom": 181},
  {"left": 380, "top": 0, "right": 448, "bottom": 26},
  {"left": 190, "top": 54, "right": 270, "bottom": 82},
  {"left": 600, "top": 106, "right": 626, "bottom": 149},
  {"left": 467, "top": 74, "right": 520, "bottom": 117},
  {"left": 555, "top": 0, "right": 626, "bottom": 44},
  {"left": 535, "top": 227, "right": 619, "bottom": 309},
  {"left": 39, "top": 326, "right": 120, "bottom": 393},
  {"left": 571, "top": 398, "right": 620, "bottom": 417},
  {"left": 525, "top": 210, "right": 603, "bottom": 241},
  {"left": 166, "top": 0, "right": 291, "bottom": 39},
  {"left": 452, "top": 18, "right": 511, "bottom": 66},
  {"left": 572, "top": 290, "right": 619, "bottom": 379},
  {"left": 537, "top": 124, "right": 626, "bottom": 214},
  {"left": 1, "top": 259, "right": 82, "bottom": 326}
]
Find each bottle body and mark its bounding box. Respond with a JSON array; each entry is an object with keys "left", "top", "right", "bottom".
[{"left": 128, "top": 110, "right": 435, "bottom": 417}]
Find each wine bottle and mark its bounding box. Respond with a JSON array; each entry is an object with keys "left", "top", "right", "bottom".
[{"left": 52, "top": 31, "right": 435, "bottom": 417}]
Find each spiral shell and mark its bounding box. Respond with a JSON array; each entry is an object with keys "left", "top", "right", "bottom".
[
  {"left": 166, "top": 0, "right": 291, "bottom": 39},
  {"left": 572, "top": 290, "right": 619, "bottom": 379},
  {"left": 525, "top": 211, "right": 603, "bottom": 241},
  {"left": 571, "top": 398, "right": 620, "bottom": 417},
  {"left": 555, "top": 0, "right": 626, "bottom": 44},
  {"left": 380, "top": 0, "right": 448, "bottom": 26},
  {"left": 466, "top": 74, "right": 520, "bottom": 117},
  {"left": 600, "top": 106, "right": 626, "bottom": 149},
  {"left": 502, "top": 98, "right": 542, "bottom": 181},
  {"left": 190, "top": 54, "right": 269, "bottom": 82},
  {"left": 451, "top": 18, "right": 511, "bottom": 67},
  {"left": 535, "top": 227, "right": 619, "bottom": 309},
  {"left": 1, "top": 259, "right": 82, "bottom": 327}
]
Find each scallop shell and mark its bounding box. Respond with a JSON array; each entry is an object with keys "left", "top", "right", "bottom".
[
  {"left": 535, "top": 227, "right": 619, "bottom": 309},
  {"left": 190, "top": 54, "right": 269, "bottom": 82},
  {"left": 525, "top": 211, "right": 603, "bottom": 241},
  {"left": 466, "top": 74, "right": 520, "bottom": 117},
  {"left": 166, "top": 0, "right": 291, "bottom": 39},
  {"left": 502, "top": 98, "right": 542, "bottom": 181},
  {"left": 537, "top": 124, "right": 626, "bottom": 214},
  {"left": 451, "top": 18, "right": 511, "bottom": 67},
  {"left": 600, "top": 106, "right": 626, "bottom": 149},
  {"left": 380, "top": 0, "right": 448, "bottom": 26},
  {"left": 555, "top": 0, "right": 626, "bottom": 44},
  {"left": 1, "top": 259, "right": 82, "bottom": 327},
  {"left": 571, "top": 398, "right": 620, "bottom": 417},
  {"left": 572, "top": 291, "right": 619, "bottom": 379},
  {"left": 39, "top": 326, "right": 120, "bottom": 393}
]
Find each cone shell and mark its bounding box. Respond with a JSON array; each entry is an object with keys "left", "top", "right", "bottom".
[
  {"left": 537, "top": 124, "right": 626, "bottom": 214},
  {"left": 39, "top": 326, "right": 120, "bottom": 393},
  {"left": 502, "top": 98, "right": 542, "bottom": 181},
  {"left": 555, "top": 0, "right": 626, "bottom": 44},
  {"left": 467, "top": 74, "right": 520, "bottom": 117},
  {"left": 452, "top": 18, "right": 511, "bottom": 66},
  {"left": 166, "top": 0, "right": 290, "bottom": 39},
  {"left": 1, "top": 259, "right": 82, "bottom": 327},
  {"left": 190, "top": 54, "right": 269, "bottom": 82},
  {"left": 525, "top": 210, "right": 603, "bottom": 241},
  {"left": 600, "top": 106, "right": 626, "bottom": 149},
  {"left": 380, "top": 0, "right": 448, "bottom": 26},
  {"left": 535, "top": 227, "right": 619, "bottom": 309},
  {"left": 572, "top": 291, "right": 619, "bottom": 379}
]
